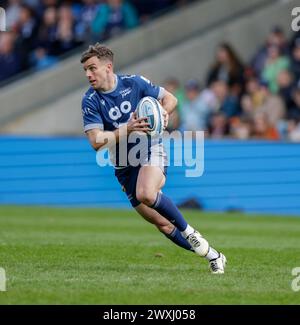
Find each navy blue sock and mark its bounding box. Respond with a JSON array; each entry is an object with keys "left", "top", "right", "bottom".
[
  {"left": 151, "top": 192, "right": 188, "bottom": 231},
  {"left": 164, "top": 228, "right": 193, "bottom": 252}
]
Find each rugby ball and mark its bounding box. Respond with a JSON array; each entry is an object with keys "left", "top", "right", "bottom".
[{"left": 136, "top": 96, "right": 164, "bottom": 136}]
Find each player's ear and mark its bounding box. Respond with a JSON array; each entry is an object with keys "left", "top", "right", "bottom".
[{"left": 107, "top": 62, "right": 113, "bottom": 72}]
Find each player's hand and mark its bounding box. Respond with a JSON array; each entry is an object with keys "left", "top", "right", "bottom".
[
  {"left": 162, "top": 109, "right": 169, "bottom": 130},
  {"left": 127, "top": 112, "right": 150, "bottom": 133}
]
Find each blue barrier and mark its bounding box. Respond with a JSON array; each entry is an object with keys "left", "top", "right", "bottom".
[{"left": 0, "top": 136, "right": 300, "bottom": 215}]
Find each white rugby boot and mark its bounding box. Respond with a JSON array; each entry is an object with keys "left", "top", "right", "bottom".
[
  {"left": 209, "top": 252, "right": 227, "bottom": 274},
  {"left": 186, "top": 231, "right": 209, "bottom": 257}
]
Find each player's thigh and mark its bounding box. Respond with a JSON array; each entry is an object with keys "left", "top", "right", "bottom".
[
  {"left": 135, "top": 203, "right": 174, "bottom": 234},
  {"left": 136, "top": 165, "right": 165, "bottom": 193}
]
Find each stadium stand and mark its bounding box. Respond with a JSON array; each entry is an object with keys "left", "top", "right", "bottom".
[
  {"left": 2, "top": 0, "right": 299, "bottom": 141},
  {"left": 0, "top": 0, "right": 271, "bottom": 128},
  {"left": 0, "top": 0, "right": 196, "bottom": 84}
]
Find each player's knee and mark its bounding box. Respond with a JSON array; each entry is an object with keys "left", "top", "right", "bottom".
[{"left": 136, "top": 188, "right": 157, "bottom": 206}]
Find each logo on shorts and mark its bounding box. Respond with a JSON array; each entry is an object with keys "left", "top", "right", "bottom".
[{"left": 0, "top": 7, "right": 6, "bottom": 31}]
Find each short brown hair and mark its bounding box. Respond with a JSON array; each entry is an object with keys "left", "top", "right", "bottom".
[{"left": 80, "top": 43, "right": 114, "bottom": 64}]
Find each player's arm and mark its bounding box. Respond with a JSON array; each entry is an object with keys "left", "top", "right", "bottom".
[
  {"left": 86, "top": 114, "right": 149, "bottom": 151},
  {"left": 160, "top": 89, "right": 178, "bottom": 115},
  {"left": 82, "top": 94, "right": 149, "bottom": 151},
  {"left": 160, "top": 90, "right": 178, "bottom": 130},
  {"left": 86, "top": 128, "right": 115, "bottom": 151}
]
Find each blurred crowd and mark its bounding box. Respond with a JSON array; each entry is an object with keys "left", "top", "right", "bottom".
[
  {"left": 0, "top": 0, "right": 193, "bottom": 82},
  {"left": 1, "top": 2, "right": 300, "bottom": 142},
  {"left": 165, "top": 26, "right": 300, "bottom": 142}
]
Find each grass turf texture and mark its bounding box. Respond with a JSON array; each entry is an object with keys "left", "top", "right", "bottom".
[{"left": 0, "top": 206, "right": 300, "bottom": 305}]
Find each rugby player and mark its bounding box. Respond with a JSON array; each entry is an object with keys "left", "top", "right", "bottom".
[{"left": 81, "top": 43, "right": 226, "bottom": 274}]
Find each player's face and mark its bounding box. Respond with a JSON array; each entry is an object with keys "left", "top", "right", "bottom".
[{"left": 83, "top": 56, "right": 111, "bottom": 90}]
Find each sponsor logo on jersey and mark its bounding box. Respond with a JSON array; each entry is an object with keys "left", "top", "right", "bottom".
[
  {"left": 119, "top": 87, "right": 132, "bottom": 98},
  {"left": 108, "top": 101, "right": 132, "bottom": 120},
  {"left": 120, "top": 75, "right": 136, "bottom": 79}
]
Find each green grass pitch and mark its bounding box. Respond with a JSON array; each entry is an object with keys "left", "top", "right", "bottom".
[{"left": 0, "top": 206, "right": 300, "bottom": 305}]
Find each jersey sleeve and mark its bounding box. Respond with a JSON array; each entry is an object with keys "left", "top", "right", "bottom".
[
  {"left": 136, "top": 75, "right": 165, "bottom": 100},
  {"left": 81, "top": 95, "right": 104, "bottom": 132}
]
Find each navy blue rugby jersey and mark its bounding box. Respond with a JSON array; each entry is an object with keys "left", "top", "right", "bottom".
[{"left": 81, "top": 74, "right": 165, "bottom": 167}]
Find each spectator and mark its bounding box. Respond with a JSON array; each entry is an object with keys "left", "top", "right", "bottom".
[
  {"left": 208, "top": 112, "right": 230, "bottom": 139},
  {"left": 75, "top": 0, "right": 101, "bottom": 42},
  {"left": 230, "top": 116, "right": 253, "bottom": 140},
  {"left": 252, "top": 112, "right": 280, "bottom": 140},
  {"left": 199, "top": 81, "right": 222, "bottom": 112},
  {"left": 240, "top": 79, "right": 286, "bottom": 128},
  {"left": 271, "top": 26, "right": 289, "bottom": 55},
  {"left": 0, "top": 32, "right": 21, "bottom": 82},
  {"left": 5, "top": 0, "right": 22, "bottom": 31},
  {"left": 289, "top": 28, "right": 300, "bottom": 52},
  {"left": 35, "top": 0, "right": 59, "bottom": 20},
  {"left": 255, "top": 80, "right": 286, "bottom": 126},
  {"left": 181, "top": 79, "right": 211, "bottom": 132},
  {"left": 277, "top": 69, "right": 295, "bottom": 111},
  {"left": 14, "top": 4, "right": 39, "bottom": 71},
  {"left": 130, "top": 0, "right": 179, "bottom": 22},
  {"left": 37, "top": 6, "right": 58, "bottom": 56},
  {"left": 56, "top": 4, "right": 81, "bottom": 55},
  {"left": 217, "top": 81, "right": 240, "bottom": 118},
  {"left": 261, "top": 44, "right": 290, "bottom": 94},
  {"left": 199, "top": 79, "right": 240, "bottom": 123},
  {"left": 24, "top": 0, "right": 40, "bottom": 8},
  {"left": 163, "top": 78, "right": 184, "bottom": 131},
  {"left": 287, "top": 118, "right": 300, "bottom": 142},
  {"left": 91, "top": 0, "right": 139, "bottom": 41},
  {"left": 290, "top": 38, "right": 300, "bottom": 83},
  {"left": 30, "top": 46, "right": 58, "bottom": 71},
  {"left": 241, "top": 77, "right": 264, "bottom": 116},
  {"left": 251, "top": 25, "right": 289, "bottom": 76},
  {"left": 206, "top": 43, "right": 244, "bottom": 94},
  {"left": 287, "top": 86, "right": 300, "bottom": 121}
]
